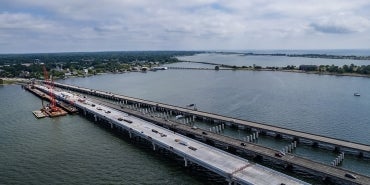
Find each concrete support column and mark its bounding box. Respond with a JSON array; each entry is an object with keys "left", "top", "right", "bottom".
[
  {"left": 226, "top": 179, "right": 234, "bottom": 185},
  {"left": 152, "top": 142, "right": 156, "bottom": 151},
  {"left": 94, "top": 114, "right": 97, "bottom": 122},
  {"left": 184, "top": 157, "right": 188, "bottom": 167},
  {"left": 334, "top": 146, "right": 341, "bottom": 153}
]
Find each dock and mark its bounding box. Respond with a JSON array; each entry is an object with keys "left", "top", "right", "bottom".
[{"left": 33, "top": 84, "right": 309, "bottom": 185}]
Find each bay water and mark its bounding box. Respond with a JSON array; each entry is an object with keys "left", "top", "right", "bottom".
[{"left": 1, "top": 53, "right": 370, "bottom": 184}]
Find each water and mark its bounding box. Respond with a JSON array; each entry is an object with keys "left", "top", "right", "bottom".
[
  {"left": 60, "top": 70, "right": 370, "bottom": 145},
  {"left": 59, "top": 63, "right": 370, "bottom": 177},
  {"left": 177, "top": 53, "right": 370, "bottom": 67},
  {"left": 2, "top": 53, "right": 370, "bottom": 183},
  {"left": 0, "top": 85, "right": 205, "bottom": 185}
]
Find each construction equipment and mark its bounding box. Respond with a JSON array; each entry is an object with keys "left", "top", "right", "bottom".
[{"left": 42, "top": 65, "right": 62, "bottom": 113}]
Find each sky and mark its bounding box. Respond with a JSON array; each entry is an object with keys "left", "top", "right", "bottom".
[{"left": 1, "top": 0, "right": 370, "bottom": 53}]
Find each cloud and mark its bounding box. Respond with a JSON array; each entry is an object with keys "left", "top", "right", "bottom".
[
  {"left": 309, "top": 13, "right": 370, "bottom": 34},
  {"left": 310, "top": 23, "right": 354, "bottom": 34},
  {"left": 1, "top": 0, "right": 370, "bottom": 53}
]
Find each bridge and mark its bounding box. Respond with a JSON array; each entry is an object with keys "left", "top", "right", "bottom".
[
  {"left": 52, "top": 82, "right": 370, "bottom": 158},
  {"left": 45, "top": 81, "right": 370, "bottom": 185},
  {"left": 34, "top": 84, "right": 308, "bottom": 185}
]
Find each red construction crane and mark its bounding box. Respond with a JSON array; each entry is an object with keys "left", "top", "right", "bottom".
[{"left": 42, "top": 65, "right": 59, "bottom": 112}]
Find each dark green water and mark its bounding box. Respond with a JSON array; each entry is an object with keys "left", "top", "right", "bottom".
[
  {"left": 2, "top": 54, "right": 370, "bottom": 184},
  {"left": 0, "top": 85, "right": 206, "bottom": 185}
]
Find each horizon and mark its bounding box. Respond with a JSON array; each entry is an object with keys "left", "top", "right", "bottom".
[{"left": 1, "top": 48, "right": 370, "bottom": 55}]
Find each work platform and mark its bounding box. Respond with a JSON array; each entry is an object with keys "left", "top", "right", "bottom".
[
  {"left": 23, "top": 85, "right": 73, "bottom": 116},
  {"left": 33, "top": 84, "right": 308, "bottom": 185},
  {"left": 32, "top": 110, "right": 47, "bottom": 118}
]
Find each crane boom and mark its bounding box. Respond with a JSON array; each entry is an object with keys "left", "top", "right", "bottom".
[{"left": 42, "top": 65, "right": 58, "bottom": 112}]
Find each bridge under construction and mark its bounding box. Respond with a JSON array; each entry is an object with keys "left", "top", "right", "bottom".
[
  {"left": 22, "top": 80, "right": 370, "bottom": 184},
  {"left": 33, "top": 84, "right": 308, "bottom": 185}
]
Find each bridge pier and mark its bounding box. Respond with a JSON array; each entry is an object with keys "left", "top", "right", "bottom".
[
  {"left": 184, "top": 157, "right": 188, "bottom": 167},
  {"left": 293, "top": 136, "right": 300, "bottom": 143},
  {"left": 226, "top": 179, "right": 235, "bottom": 185},
  {"left": 334, "top": 146, "right": 341, "bottom": 153}
]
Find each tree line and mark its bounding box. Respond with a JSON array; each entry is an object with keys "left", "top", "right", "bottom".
[{"left": 0, "top": 51, "right": 202, "bottom": 78}]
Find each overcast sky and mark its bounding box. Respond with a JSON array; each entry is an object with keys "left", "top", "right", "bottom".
[{"left": 1, "top": 0, "right": 370, "bottom": 53}]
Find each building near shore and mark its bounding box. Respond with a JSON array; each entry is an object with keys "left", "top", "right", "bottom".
[{"left": 299, "top": 65, "right": 318, "bottom": 71}]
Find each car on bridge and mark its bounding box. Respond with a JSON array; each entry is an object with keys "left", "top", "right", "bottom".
[{"left": 275, "top": 151, "right": 285, "bottom": 157}]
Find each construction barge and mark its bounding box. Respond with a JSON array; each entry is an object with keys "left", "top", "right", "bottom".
[
  {"left": 32, "top": 110, "right": 47, "bottom": 118},
  {"left": 23, "top": 85, "right": 72, "bottom": 117},
  {"left": 57, "top": 100, "right": 78, "bottom": 114}
]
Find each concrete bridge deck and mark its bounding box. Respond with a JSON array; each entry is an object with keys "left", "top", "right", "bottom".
[
  {"left": 52, "top": 82, "right": 370, "bottom": 156},
  {"left": 35, "top": 84, "right": 308, "bottom": 185}
]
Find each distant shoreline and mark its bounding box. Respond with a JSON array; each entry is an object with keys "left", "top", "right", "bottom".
[
  {"left": 2, "top": 64, "right": 370, "bottom": 86},
  {"left": 176, "top": 61, "right": 370, "bottom": 78},
  {"left": 212, "top": 51, "right": 370, "bottom": 61},
  {"left": 261, "top": 68, "right": 370, "bottom": 78}
]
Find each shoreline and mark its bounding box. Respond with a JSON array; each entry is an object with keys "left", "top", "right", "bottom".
[
  {"left": 2, "top": 66, "right": 370, "bottom": 85},
  {"left": 176, "top": 61, "right": 370, "bottom": 78},
  {"left": 250, "top": 68, "right": 370, "bottom": 78}
]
